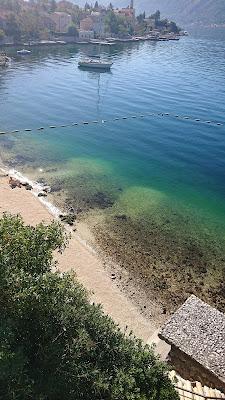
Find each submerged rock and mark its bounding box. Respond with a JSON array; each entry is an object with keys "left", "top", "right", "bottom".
[
  {"left": 91, "top": 191, "right": 114, "bottom": 209},
  {"left": 50, "top": 183, "right": 62, "bottom": 193},
  {"left": 59, "top": 214, "right": 76, "bottom": 226},
  {"left": 115, "top": 214, "right": 128, "bottom": 221}
]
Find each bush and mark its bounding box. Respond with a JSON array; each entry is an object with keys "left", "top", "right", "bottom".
[
  {"left": 0, "top": 214, "right": 178, "bottom": 400},
  {"left": 0, "top": 29, "right": 5, "bottom": 40}
]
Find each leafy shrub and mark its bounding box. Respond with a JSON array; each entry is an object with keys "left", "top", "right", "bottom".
[{"left": 0, "top": 214, "right": 178, "bottom": 400}]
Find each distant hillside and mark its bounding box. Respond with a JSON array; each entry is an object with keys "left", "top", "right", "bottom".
[
  {"left": 70, "top": 0, "right": 225, "bottom": 25},
  {"left": 136, "top": 0, "right": 225, "bottom": 25}
]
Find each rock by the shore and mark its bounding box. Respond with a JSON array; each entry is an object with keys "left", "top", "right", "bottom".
[
  {"left": 115, "top": 214, "right": 128, "bottom": 221},
  {"left": 59, "top": 214, "right": 76, "bottom": 226},
  {"left": 43, "top": 187, "right": 51, "bottom": 193},
  {"left": 38, "top": 192, "right": 47, "bottom": 197},
  {"left": 9, "top": 177, "right": 21, "bottom": 189},
  {"left": 25, "top": 184, "right": 33, "bottom": 191}
]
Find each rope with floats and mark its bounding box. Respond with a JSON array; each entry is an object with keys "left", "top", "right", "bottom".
[{"left": 0, "top": 111, "right": 223, "bottom": 135}]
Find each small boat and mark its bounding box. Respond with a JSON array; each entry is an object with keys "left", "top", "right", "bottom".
[
  {"left": 17, "top": 49, "right": 31, "bottom": 55},
  {"left": 168, "top": 36, "right": 180, "bottom": 41},
  {"left": 89, "top": 40, "right": 115, "bottom": 46},
  {"left": 78, "top": 57, "right": 113, "bottom": 70}
]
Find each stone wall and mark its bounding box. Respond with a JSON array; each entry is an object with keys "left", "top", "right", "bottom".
[{"left": 168, "top": 345, "right": 225, "bottom": 393}]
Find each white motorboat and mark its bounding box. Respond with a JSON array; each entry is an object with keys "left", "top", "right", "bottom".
[
  {"left": 78, "top": 57, "right": 113, "bottom": 70},
  {"left": 17, "top": 49, "right": 31, "bottom": 55}
]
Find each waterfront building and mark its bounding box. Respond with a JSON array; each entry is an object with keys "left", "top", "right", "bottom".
[
  {"left": 80, "top": 13, "right": 105, "bottom": 37},
  {"left": 51, "top": 12, "right": 72, "bottom": 33},
  {"left": 80, "top": 17, "right": 94, "bottom": 32},
  {"left": 78, "top": 30, "right": 94, "bottom": 40}
]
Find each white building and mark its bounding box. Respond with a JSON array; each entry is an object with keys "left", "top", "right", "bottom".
[
  {"left": 78, "top": 30, "right": 94, "bottom": 40},
  {"left": 51, "top": 12, "right": 72, "bottom": 33}
]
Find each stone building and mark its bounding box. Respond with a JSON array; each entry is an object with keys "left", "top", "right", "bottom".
[
  {"left": 80, "top": 13, "right": 105, "bottom": 37},
  {"left": 80, "top": 17, "right": 94, "bottom": 32},
  {"left": 159, "top": 295, "right": 225, "bottom": 392}
]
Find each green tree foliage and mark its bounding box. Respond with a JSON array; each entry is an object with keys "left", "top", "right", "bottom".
[
  {"left": 0, "top": 214, "right": 178, "bottom": 400},
  {"left": 0, "top": 0, "right": 82, "bottom": 40},
  {"left": 56, "top": 1, "right": 82, "bottom": 26},
  {"left": 147, "top": 10, "right": 179, "bottom": 33},
  {"left": 49, "top": 0, "right": 56, "bottom": 13},
  {"left": 136, "top": 12, "right": 146, "bottom": 24},
  {"left": 167, "top": 20, "right": 180, "bottom": 33},
  {"left": 104, "top": 10, "right": 132, "bottom": 37},
  {"left": 84, "top": 2, "right": 91, "bottom": 11},
  {"left": 0, "top": 0, "right": 21, "bottom": 13},
  {"left": 4, "top": 14, "right": 21, "bottom": 41},
  {"left": 94, "top": 1, "right": 99, "bottom": 10},
  {"left": 150, "top": 10, "right": 161, "bottom": 22},
  {"left": 67, "top": 23, "right": 79, "bottom": 37},
  {"left": 0, "top": 28, "right": 5, "bottom": 39}
]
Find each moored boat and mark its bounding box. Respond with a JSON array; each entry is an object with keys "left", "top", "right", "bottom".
[
  {"left": 78, "top": 57, "right": 113, "bottom": 70},
  {"left": 17, "top": 49, "right": 31, "bottom": 55}
]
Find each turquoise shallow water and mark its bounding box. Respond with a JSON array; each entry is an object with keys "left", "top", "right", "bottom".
[{"left": 0, "top": 34, "right": 225, "bottom": 311}]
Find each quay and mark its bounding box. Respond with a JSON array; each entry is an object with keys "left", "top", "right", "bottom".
[{"left": 0, "top": 32, "right": 185, "bottom": 49}]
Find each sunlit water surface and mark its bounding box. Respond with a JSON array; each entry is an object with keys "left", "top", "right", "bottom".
[{"left": 0, "top": 32, "right": 225, "bottom": 310}]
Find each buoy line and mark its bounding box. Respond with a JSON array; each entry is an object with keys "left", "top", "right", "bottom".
[{"left": 0, "top": 112, "right": 223, "bottom": 136}]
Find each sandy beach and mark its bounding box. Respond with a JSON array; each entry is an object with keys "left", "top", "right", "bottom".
[{"left": 0, "top": 171, "right": 170, "bottom": 357}]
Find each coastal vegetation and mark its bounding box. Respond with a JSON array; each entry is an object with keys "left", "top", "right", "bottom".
[
  {"left": 0, "top": 213, "right": 178, "bottom": 399},
  {"left": 0, "top": 0, "right": 180, "bottom": 43},
  {"left": 71, "top": 0, "right": 225, "bottom": 26},
  {"left": 135, "top": 0, "right": 225, "bottom": 25}
]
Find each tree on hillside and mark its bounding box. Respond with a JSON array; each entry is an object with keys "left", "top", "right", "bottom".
[
  {"left": 104, "top": 10, "right": 132, "bottom": 36},
  {"left": 5, "top": 14, "right": 21, "bottom": 42},
  {"left": 104, "top": 10, "right": 118, "bottom": 34},
  {"left": 167, "top": 20, "right": 180, "bottom": 33},
  {"left": 0, "top": 0, "right": 21, "bottom": 13},
  {"left": 0, "top": 214, "right": 178, "bottom": 400},
  {"left": 67, "top": 23, "right": 78, "bottom": 36},
  {"left": 50, "top": 0, "right": 57, "bottom": 12},
  {"left": 150, "top": 9, "right": 161, "bottom": 23},
  {"left": 56, "top": 1, "right": 82, "bottom": 26},
  {"left": 0, "top": 28, "right": 5, "bottom": 40},
  {"left": 84, "top": 2, "right": 91, "bottom": 11},
  {"left": 137, "top": 12, "right": 146, "bottom": 24}
]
